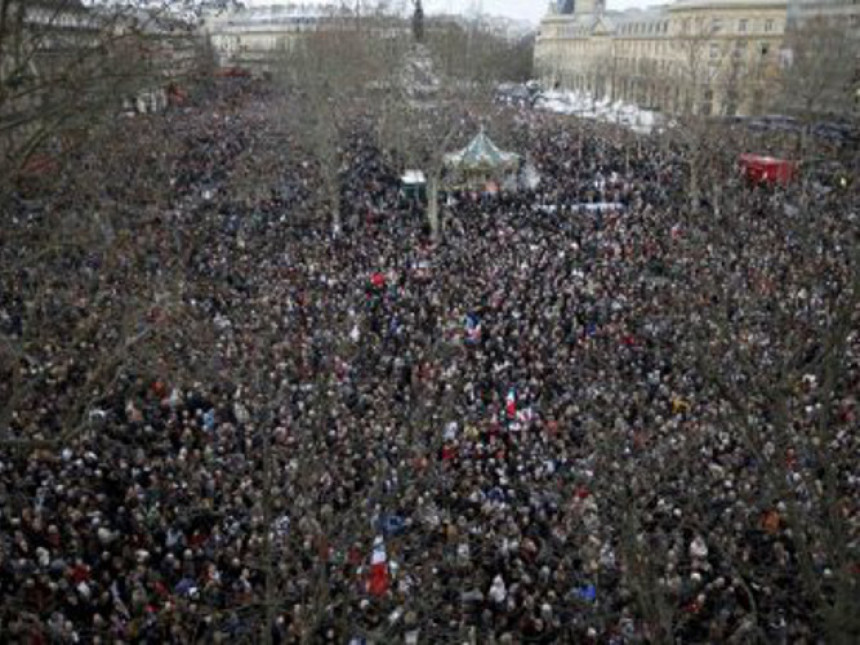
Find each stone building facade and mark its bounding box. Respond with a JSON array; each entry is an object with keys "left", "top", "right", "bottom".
[
  {"left": 201, "top": 3, "right": 420, "bottom": 75},
  {"left": 202, "top": 3, "right": 348, "bottom": 73},
  {"left": 788, "top": 0, "right": 860, "bottom": 28},
  {"left": 535, "top": 0, "right": 790, "bottom": 116}
]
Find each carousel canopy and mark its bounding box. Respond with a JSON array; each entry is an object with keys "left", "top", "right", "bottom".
[{"left": 444, "top": 128, "right": 519, "bottom": 170}]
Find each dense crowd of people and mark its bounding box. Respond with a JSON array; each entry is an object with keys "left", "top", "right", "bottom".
[{"left": 1, "top": 79, "right": 858, "bottom": 643}]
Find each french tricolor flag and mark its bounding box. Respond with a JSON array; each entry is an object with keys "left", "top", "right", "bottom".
[
  {"left": 505, "top": 387, "right": 517, "bottom": 420},
  {"left": 516, "top": 406, "right": 534, "bottom": 424},
  {"left": 367, "top": 536, "right": 389, "bottom": 597}
]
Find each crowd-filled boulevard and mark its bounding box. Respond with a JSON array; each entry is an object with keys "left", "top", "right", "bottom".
[{"left": 1, "top": 79, "right": 858, "bottom": 643}]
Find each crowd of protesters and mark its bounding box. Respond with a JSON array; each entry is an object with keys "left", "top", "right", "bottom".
[{"left": 1, "top": 79, "right": 858, "bottom": 644}]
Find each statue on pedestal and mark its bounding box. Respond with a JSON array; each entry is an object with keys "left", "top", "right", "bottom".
[
  {"left": 412, "top": 0, "right": 424, "bottom": 44},
  {"left": 557, "top": 0, "right": 575, "bottom": 15}
]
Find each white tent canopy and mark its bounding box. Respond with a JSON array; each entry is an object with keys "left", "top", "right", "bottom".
[
  {"left": 444, "top": 128, "right": 519, "bottom": 171},
  {"left": 401, "top": 170, "right": 426, "bottom": 185}
]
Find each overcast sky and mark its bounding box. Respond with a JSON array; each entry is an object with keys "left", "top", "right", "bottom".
[
  {"left": 424, "top": 1, "right": 654, "bottom": 25},
  {"left": 240, "top": 1, "right": 657, "bottom": 26}
]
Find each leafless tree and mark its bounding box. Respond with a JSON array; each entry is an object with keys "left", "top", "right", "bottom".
[
  {"left": 0, "top": 0, "right": 227, "bottom": 185},
  {"left": 663, "top": 19, "right": 731, "bottom": 204},
  {"left": 0, "top": 42, "right": 229, "bottom": 454},
  {"left": 680, "top": 177, "right": 860, "bottom": 641},
  {"left": 776, "top": 16, "right": 859, "bottom": 152},
  {"left": 273, "top": 5, "right": 403, "bottom": 235}
]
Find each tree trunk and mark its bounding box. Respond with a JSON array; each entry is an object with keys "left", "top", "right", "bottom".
[
  {"left": 688, "top": 153, "right": 699, "bottom": 209},
  {"left": 327, "top": 173, "right": 342, "bottom": 236},
  {"left": 427, "top": 174, "right": 440, "bottom": 241},
  {"left": 332, "top": 200, "right": 342, "bottom": 237},
  {"left": 261, "top": 400, "right": 275, "bottom": 645}
]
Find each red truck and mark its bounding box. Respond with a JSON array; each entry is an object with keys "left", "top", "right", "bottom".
[{"left": 739, "top": 154, "right": 797, "bottom": 186}]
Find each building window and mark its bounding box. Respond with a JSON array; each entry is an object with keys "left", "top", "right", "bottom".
[
  {"left": 765, "top": 19, "right": 774, "bottom": 32},
  {"left": 712, "top": 18, "right": 722, "bottom": 32},
  {"left": 760, "top": 42, "right": 770, "bottom": 56},
  {"left": 739, "top": 19, "right": 747, "bottom": 33},
  {"left": 710, "top": 43, "right": 721, "bottom": 58}
]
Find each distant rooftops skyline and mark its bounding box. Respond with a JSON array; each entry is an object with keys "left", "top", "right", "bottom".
[{"left": 235, "top": 0, "right": 653, "bottom": 25}]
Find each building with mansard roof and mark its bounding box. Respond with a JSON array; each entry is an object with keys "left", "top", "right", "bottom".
[
  {"left": 535, "top": 0, "right": 790, "bottom": 116},
  {"left": 201, "top": 3, "right": 361, "bottom": 72}
]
